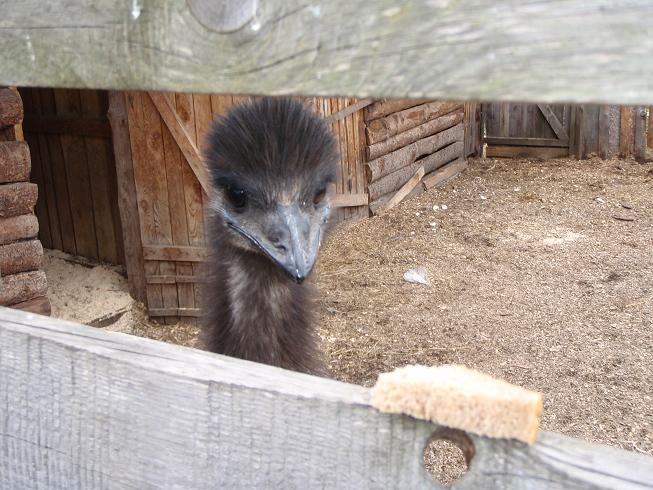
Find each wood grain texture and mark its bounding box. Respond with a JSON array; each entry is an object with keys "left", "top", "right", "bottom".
[
  {"left": 0, "top": 182, "right": 38, "bottom": 218},
  {"left": 0, "top": 141, "right": 31, "bottom": 183},
  {"left": 368, "top": 139, "right": 463, "bottom": 200},
  {"left": 7, "top": 295, "right": 51, "bottom": 315},
  {"left": 0, "top": 270, "right": 47, "bottom": 304},
  {"left": 4, "top": 2, "right": 653, "bottom": 105},
  {"left": 0, "top": 239, "right": 43, "bottom": 275},
  {"left": 486, "top": 146, "right": 569, "bottom": 159},
  {"left": 633, "top": 106, "right": 647, "bottom": 162},
  {"left": 367, "top": 111, "right": 464, "bottom": 160},
  {"left": 108, "top": 91, "right": 147, "bottom": 302},
  {"left": 365, "top": 99, "right": 430, "bottom": 121},
  {"left": 374, "top": 166, "right": 425, "bottom": 216},
  {"left": 0, "top": 214, "right": 39, "bottom": 245},
  {"left": 367, "top": 123, "right": 464, "bottom": 182},
  {"left": 0, "top": 88, "right": 23, "bottom": 127},
  {"left": 367, "top": 101, "right": 461, "bottom": 145},
  {"left": 1, "top": 307, "right": 652, "bottom": 490},
  {"left": 22, "top": 115, "right": 112, "bottom": 138},
  {"left": 423, "top": 158, "right": 468, "bottom": 190}
]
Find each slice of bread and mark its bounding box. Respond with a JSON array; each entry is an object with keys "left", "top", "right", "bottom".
[{"left": 371, "top": 364, "right": 543, "bottom": 444}]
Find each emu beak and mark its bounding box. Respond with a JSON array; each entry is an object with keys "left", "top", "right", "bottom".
[{"left": 263, "top": 203, "right": 321, "bottom": 283}]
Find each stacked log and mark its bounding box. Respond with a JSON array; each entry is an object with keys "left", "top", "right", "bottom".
[
  {"left": 365, "top": 99, "right": 468, "bottom": 215},
  {"left": 0, "top": 87, "right": 50, "bottom": 316}
]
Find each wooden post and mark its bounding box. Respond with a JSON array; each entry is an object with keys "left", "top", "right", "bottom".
[
  {"left": 620, "top": 106, "right": 635, "bottom": 158},
  {"left": 634, "top": 106, "right": 647, "bottom": 162},
  {"left": 107, "top": 91, "right": 147, "bottom": 303}
]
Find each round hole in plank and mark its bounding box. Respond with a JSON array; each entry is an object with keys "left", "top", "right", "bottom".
[{"left": 423, "top": 428, "right": 474, "bottom": 486}]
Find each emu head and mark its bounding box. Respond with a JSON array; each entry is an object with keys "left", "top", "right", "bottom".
[{"left": 205, "top": 97, "right": 339, "bottom": 283}]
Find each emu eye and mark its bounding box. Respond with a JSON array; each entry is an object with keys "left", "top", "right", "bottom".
[
  {"left": 226, "top": 185, "right": 247, "bottom": 209},
  {"left": 313, "top": 188, "right": 327, "bottom": 206}
]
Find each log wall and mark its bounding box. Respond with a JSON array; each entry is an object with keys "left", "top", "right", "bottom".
[
  {"left": 364, "top": 99, "right": 468, "bottom": 215},
  {"left": 0, "top": 87, "right": 51, "bottom": 316}
]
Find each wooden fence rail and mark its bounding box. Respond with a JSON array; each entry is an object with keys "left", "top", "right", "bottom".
[
  {"left": 1, "top": 307, "right": 652, "bottom": 489},
  {"left": 3, "top": 1, "right": 653, "bottom": 104}
]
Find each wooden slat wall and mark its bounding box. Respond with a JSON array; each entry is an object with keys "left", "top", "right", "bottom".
[
  {"left": 20, "top": 87, "right": 124, "bottom": 265},
  {"left": 126, "top": 93, "right": 368, "bottom": 321}
]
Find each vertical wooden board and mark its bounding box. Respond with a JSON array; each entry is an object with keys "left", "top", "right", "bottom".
[
  {"left": 568, "top": 105, "right": 578, "bottom": 158},
  {"left": 108, "top": 91, "right": 146, "bottom": 302},
  {"left": 353, "top": 103, "right": 369, "bottom": 220},
  {"left": 499, "top": 103, "right": 510, "bottom": 136},
  {"left": 607, "top": 105, "right": 620, "bottom": 158},
  {"left": 19, "top": 88, "right": 51, "bottom": 249},
  {"left": 193, "top": 94, "right": 213, "bottom": 149},
  {"left": 581, "top": 104, "right": 600, "bottom": 157},
  {"left": 332, "top": 98, "right": 347, "bottom": 222},
  {"left": 619, "top": 106, "right": 634, "bottom": 157},
  {"left": 78, "top": 89, "right": 120, "bottom": 264},
  {"left": 126, "top": 92, "right": 163, "bottom": 313},
  {"left": 38, "top": 89, "right": 76, "bottom": 254},
  {"left": 142, "top": 93, "right": 177, "bottom": 323},
  {"left": 522, "top": 104, "right": 533, "bottom": 138},
  {"left": 633, "top": 105, "right": 647, "bottom": 163},
  {"left": 598, "top": 105, "right": 610, "bottom": 159},
  {"left": 507, "top": 102, "right": 520, "bottom": 137},
  {"left": 52, "top": 89, "right": 98, "bottom": 259},
  {"left": 648, "top": 106, "right": 653, "bottom": 149},
  {"left": 168, "top": 93, "right": 197, "bottom": 313}
]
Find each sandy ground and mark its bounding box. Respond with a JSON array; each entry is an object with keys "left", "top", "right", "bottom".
[{"left": 44, "top": 156, "right": 652, "bottom": 482}]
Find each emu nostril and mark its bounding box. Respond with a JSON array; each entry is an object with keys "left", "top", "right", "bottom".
[{"left": 275, "top": 243, "right": 287, "bottom": 252}]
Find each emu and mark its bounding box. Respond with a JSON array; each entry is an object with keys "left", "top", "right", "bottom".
[{"left": 201, "top": 97, "right": 338, "bottom": 376}]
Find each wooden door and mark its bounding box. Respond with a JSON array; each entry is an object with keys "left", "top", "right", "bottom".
[
  {"left": 482, "top": 103, "right": 571, "bottom": 158},
  {"left": 120, "top": 92, "right": 369, "bottom": 322}
]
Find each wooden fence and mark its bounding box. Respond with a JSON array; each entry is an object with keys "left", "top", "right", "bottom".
[
  {"left": 2, "top": 0, "right": 653, "bottom": 488},
  {"left": 484, "top": 103, "right": 651, "bottom": 161},
  {"left": 2, "top": 307, "right": 652, "bottom": 489}
]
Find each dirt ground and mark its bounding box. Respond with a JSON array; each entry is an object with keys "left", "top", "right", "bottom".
[{"left": 44, "top": 156, "right": 652, "bottom": 477}]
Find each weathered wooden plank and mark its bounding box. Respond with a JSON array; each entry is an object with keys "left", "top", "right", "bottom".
[
  {"left": 7, "top": 295, "right": 51, "bottom": 316},
  {"left": 633, "top": 106, "right": 647, "bottom": 163},
  {"left": 37, "top": 89, "right": 77, "bottom": 254},
  {"left": 484, "top": 137, "right": 569, "bottom": 148},
  {"left": 537, "top": 104, "right": 568, "bottom": 140},
  {"left": 367, "top": 111, "right": 464, "bottom": 160},
  {"left": 368, "top": 139, "right": 463, "bottom": 200},
  {"left": 53, "top": 89, "right": 98, "bottom": 259},
  {"left": 149, "top": 307, "right": 202, "bottom": 317},
  {"left": 0, "top": 270, "right": 47, "bottom": 305},
  {"left": 365, "top": 99, "right": 429, "bottom": 121},
  {"left": 79, "top": 89, "right": 121, "bottom": 264},
  {"left": 108, "top": 91, "right": 147, "bottom": 302},
  {"left": 143, "top": 245, "right": 209, "bottom": 262},
  {"left": 0, "top": 182, "right": 38, "bottom": 218},
  {"left": 323, "top": 98, "right": 373, "bottom": 124},
  {"left": 374, "top": 166, "right": 425, "bottom": 216},
  {"left": 486, "top": 146, "right": 569, "bottom": 159},
  {"left": 367, "top": 123, "right": 464, "bottom": 182},
  {"left": 0, "top": 88, "right": 23, "bottom": 127},
  {"left": 146, "top": 274, "right": 204, "bottom": 284},
  {"left": 619, "top": 106, "right": 635, "bottom": 158},
  {"left": 367, "top": 101, "right": 460, "bottom": 145},
  {"left": 0, "top": 141, "right": 30, "bottom": 183},
  {"left": 148, "top": 92, "right": 211, "bottom": 195},
  {"left": 4, "top": 2, "right": 653, "bottom": 104},
  {"left": 1, "top": 307, "right": 653, "bottom": 490},
  {"left": 0, "top": 239, "right": 43, "bottom": 276},
  {"left": 331, "top": 192, "right": 368, "bottom": 208},
  {"left": 422, "top": 158, "right": 468, "bottom": 190},
  {"left": 0, "top": 214, "right": 39, "bottom": 245},
  {"left": 648, "top": 106, "right": 653, "bottom": 149}
]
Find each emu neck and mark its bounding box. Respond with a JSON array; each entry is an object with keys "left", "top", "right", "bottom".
[{"left": 203, "top": 241, "right": 325, "bottom": 376}]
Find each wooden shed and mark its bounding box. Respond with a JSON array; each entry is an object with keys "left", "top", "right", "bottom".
[{"left": 16, "top": 88, "right": 474, "bottom": 322}]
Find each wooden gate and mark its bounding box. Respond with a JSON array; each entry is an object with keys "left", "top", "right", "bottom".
[
  {"left": 483, "top": 103, "right": 571, "bottom": 158},
  {"left": 113, "top": 92, "right": 370, "bottom": 322}
]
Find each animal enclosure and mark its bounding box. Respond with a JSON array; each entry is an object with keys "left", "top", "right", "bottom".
[{"left": 2, "top": 0, "right": 653, "bottom": 488}]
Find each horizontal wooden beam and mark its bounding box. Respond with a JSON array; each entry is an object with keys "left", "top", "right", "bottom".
[
  {"left": 3, "top": 2, "right": 653, "bottom": 104},
  {"left": 486, "top": 146, "right": 569, "bottom": 159},
  {"left": 484, "top": 137, "right": 569, "bottom": 148},
  {"left": 142, "top": 245, "right": 208, "bottom": 262},
  {"left": 323, "top": 98, "right": 373, "bottom": 124},
  {"left": 331, "top": 192, "right": 368, "bottom": 208},
  {"left": 149, "top": 307, "right": 202, "bottom": 317},
  {"left": 1, "top": 307, "right": 653, "bottom": 489},
  {"left": 22, "top": 115, "right": 112, "bottom": 138},
  {"left": 146, "top": 274, "right": 204, "bottom": 284}
]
